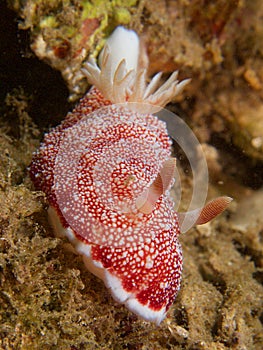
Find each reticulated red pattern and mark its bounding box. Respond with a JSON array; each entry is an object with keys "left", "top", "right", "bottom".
[
  {"left": 92, "top": 223, "right": 182, "bottom": 311},
  {"left": 30, "top": 85, "right": 183, "bottom": 321}
]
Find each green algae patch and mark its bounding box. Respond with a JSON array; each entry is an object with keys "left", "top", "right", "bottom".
[{"left": 8, "top": 0, "right": 140, "bottom": 99}]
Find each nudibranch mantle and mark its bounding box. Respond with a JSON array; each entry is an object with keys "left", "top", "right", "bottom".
[{"left": 30, "top": 27, "right": 231, "bottom": 325}]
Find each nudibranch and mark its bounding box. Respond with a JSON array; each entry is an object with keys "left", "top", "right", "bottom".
[{"left": 30, "top": 27, "right": 232, "bottom": 325}]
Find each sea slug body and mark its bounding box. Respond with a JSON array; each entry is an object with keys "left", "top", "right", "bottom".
[{"left": 30, "top": 27, "right": 232, "bottom": 325}]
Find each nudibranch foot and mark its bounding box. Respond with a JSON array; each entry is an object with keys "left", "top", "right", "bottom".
[{"left": 48, "top": 206, "right": 182, "bottom": 326}]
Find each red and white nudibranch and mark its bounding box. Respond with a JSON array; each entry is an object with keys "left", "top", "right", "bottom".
[{"left": 30, "top": 27, "right": 232, "bottom": 325}]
